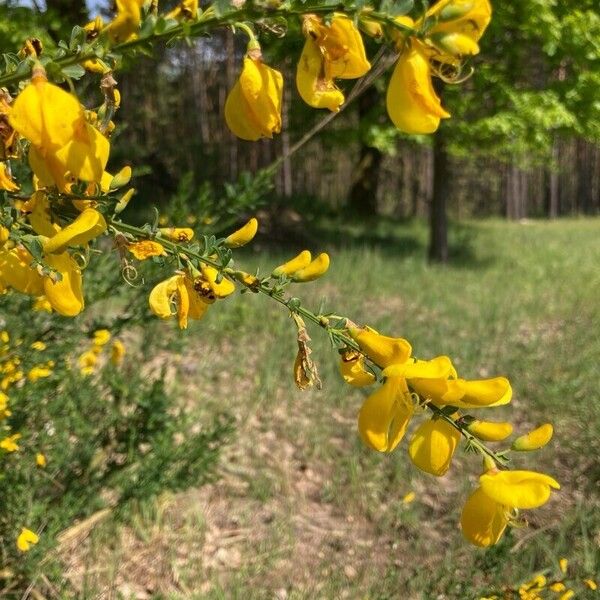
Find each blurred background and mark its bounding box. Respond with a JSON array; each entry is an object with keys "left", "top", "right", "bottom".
[{"left": 1, "top": 0, "right": 599, "bottom": 598}]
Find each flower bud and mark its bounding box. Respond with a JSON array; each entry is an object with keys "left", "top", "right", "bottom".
[
  {"left": 429, "top": 32, "right": 480, "bottom": 57},
  {"left": 224, "top": 217, "right": 258, "bottom": 248},
  {"left": 437, "top": 0, "right": 476, "bottom": 22},
  {"left": 159, "top": 227, "right": 194, "bottom": 242},
  {"left": 467, "top": 420, "right": 513, "bottom": 442},
  {"left": 110, "top": 165, "right": 132, "bottom": 189},
  {"left": 272, "top": 250, "right": 312, "bottom": 277},
  {"left": 115, "top": 188, "right": 135, "bottom": 214},
  {"left": 512, "top": 423, "right": 553, "bottom": 451},
  {"left": 291, "top": 253, "right": 330, "bottom": 282}
]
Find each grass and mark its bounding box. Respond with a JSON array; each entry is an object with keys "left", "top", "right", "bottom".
[{"left": 71, "top": 217, "right": 600, "bottom": 598}]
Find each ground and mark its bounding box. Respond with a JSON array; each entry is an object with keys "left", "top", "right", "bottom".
[{"left": 61, "top": 218, "right": 600, "bottom": 599}]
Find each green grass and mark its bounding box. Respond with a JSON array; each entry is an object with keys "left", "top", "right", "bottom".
[{"left": 77, "top": 218, "right": 600, "bottom": 598}]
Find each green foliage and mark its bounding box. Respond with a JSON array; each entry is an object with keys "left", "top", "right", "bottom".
[{"left": 0, "top": 291, "right": 232, "bottom": 593}]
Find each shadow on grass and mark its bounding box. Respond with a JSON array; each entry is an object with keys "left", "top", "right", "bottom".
[{"left": 255, "top": 214, "right": 496, "bottom": 270}]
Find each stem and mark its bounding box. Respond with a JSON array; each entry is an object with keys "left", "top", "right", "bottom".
[{"left": 108, "top": 217, "right": 509, "bottom": 467}]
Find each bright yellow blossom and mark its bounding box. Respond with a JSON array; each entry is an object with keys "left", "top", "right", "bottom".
[
  {"left": 43, "top": 252, "right": 85, "bottom": 317},
  {"left": 339, "top": 350, "right": 376, "bottom": 387},
  {"left": 348, "top": 327, "right": 412, "bottom": 369},
  {"left": 408, "top": 416, "right": 461, "bottom": 476},
  {"left": 461, "top": 486, "right": 509, "bottom": 547},
  {"left": 105, "top": 0, "right": 145, "bottom": 43},
  {"left": 159, "top": 227, "right": 194, "bottom": 242},
  {"left": 386, "top": 40, "right": 450, "bottom": 134},
  {"left": 31, "top": 341, "right": 47, "bottom": 351},
  {"left": 480, "top": 469, "right": 560, "bottom": 509},
  {"left": 1, "top": 433, "right": 21, "bottom": 452},
  {"left": 200, "top": 265, "right": 236, "bottom": 298},
  {"left": 166, "top": 0, "right": 198, "bottom": 20},
  {"left": 93, "top": 329, "right": 111, "bottom": 346},
  {"left": 17, "top": 528, "right": 39, "bottom": 552},
  {"left": 78, "top": 349, "right": 97, "bottom": 375},
  {"left": 225, "top": 55, "right": 283, "bottom": 141},
  {"left": 559, "top": 558, "right": 568, "bottom": 574},
  {"left": 36, "top": 453, "right": 47, "bottom": 467},
  {"left": 583, "top": 579, "right": 597, "bottom": 591},
  {"left": 43, "top": 208, "right": 107, "bottom": 254},
  {"left": 28, "top": 365, "right": 53, "bottom": 381},
  {"left": 111, "top": 340, "right": 126, "bottom": 365}
]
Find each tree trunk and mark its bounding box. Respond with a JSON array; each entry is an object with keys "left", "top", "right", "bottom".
[
  {"left": 428, "top": 129, "right": 449, "bottom": 263},
  {"left": 348, "top": 87, "right": 382, "bottom": 217}
]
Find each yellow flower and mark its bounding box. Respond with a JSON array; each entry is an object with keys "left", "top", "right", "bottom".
[
  {"left": 93, "top": 329, "right": 111, "bottom": 346},
  {"left": 36, "top": 453, "right": 47, "bottom": 467},
  {"left": 33, "top": 296, "right": 53, "bottom": 312},
  {"left": 583, "top": 579, "right": 597, "bottom": 591},
  {"left": 128, "top": 240, "right": 167, "bottom": 260},
  {"left": 111, "top": 340, "right": 126, "bottom": 365},
  {"left": 460, "top": 486, "right": 509, "bottom": 547},
  {"left": 550, "top": 582, "right": 566, "bottom": 592},
  {"left": 358, "top": 375, "right": 414, "bottom": 452},
  {"left": 0, "top": 162, "right": 19, "bottom": 191},
  {"left": 166, "top": 0, "right": 198, "bottom": 20},
  {"left": 224, "top": 218, "right": 258, "bottom": 248},
  {"left": 105, "top": 0, "right": 144, "bottom": 43},
  {"left": 78, "top": 349, "right": 98, "bottom": 375},
  {"left": 158, "top": 227, "right": 194, "bottom": 242},
  {"left": 9, "top": 69, "right": 110, "bottom": 189},
  {"left": 149, "top": 274, "right": 210, "bottom": 329},
  {"left": 0, "top": 247, "right": 45, "bottom": 296},
  {"left": 467, "top": 420, "right": 513, "bottom": 442},
  {"left": 296, "top": 14, "right": 370, "bottom": 112},
  {"left": 410, "top": 375, "right": 512, "bottom": 408},
  {"left": 22, "top": 191, "right": 60, "bottom": 237},
  {"left": 386, "top": 40, "right": 451, "bottom": 134},
  {"left": 348, "top": 327, "right": 412, "bottom": 369},
  {"left": 43, "top": 252, "right": 85, "bottom": 317},
  {"left": 559, "top": 558, "right": 568, "bottom": 574},
  {"left": 28, "top": 365, "right": 53, "bottom": 381},
  {"left": 16, "top": 528, "right": 39, "bottom": 552},
  {"left": 0, "top": 433, "right": 21, "bottom": 452},
  {"left": 512, "top": 423, "right": 553, "bottom": 451},
  {"left": 200, "top": 265, "right": 236, "bottom": 299},
  {"left": 426, "top": 0, "right": 492, "bottom": 60},
  {"left": 225, "top": 55, "right": 283, "bottom": 141},
  {"left": 291, "top": 253, "right": 330, "bottom": 282},
  {"left": 272, "top": 250, "right": 312, "bottom": 277},
  {"left": 402, "top": 491, "right": 416, "bottom": 504},
  {"left": 479, "top": 469, "right": 560, "bottom": 510},
  {"left": 42, "top": 208, "right": 107, "bottom": 254},
  {"left": 408, "top": 416, "right": 461, "bottom": 476},
  {"left": 31, "top": 340, "right": 46, "bottom": 351},
  {"left": 339, "top": 350, "right": 376, "bottom": 387}
]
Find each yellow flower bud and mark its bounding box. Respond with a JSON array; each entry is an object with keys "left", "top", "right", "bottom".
[
  {"left": 43, "top": 208, "right": 107, "bottom": 254},
  {"left": 467, "top": 420, "right": 513, "bottom": 442},
  {"left": 272, "top": 250, "right": 312, "bottom": 277},
  {"left": 111, "top": 340, "right": 126, "bottom": 365},
  {"left": 291, "top": 252, "right": 330, "bottom": 282},
  {"left": 159, "top": 227, "right": 194, "bottom": 242},
  {"left": 512, "top": 423, "right": 553, "bottom": 451},
  {"left": 429, "top": 32, "right": 480, "bottom": 57},
  {"left": 224, "top": 217, "right": 258, "bottom": 248},
  {"left": 36, "top": 453, "right": 47, "bottom": 467},
  {"left": 110, "top": 165, "right": 132, "bottom": 189},
  {"left": 0, "top": 162, "right": 19, "bottom": 191},
  {"left": 115, "top": 188, "right": 135, "bottom": 214}
]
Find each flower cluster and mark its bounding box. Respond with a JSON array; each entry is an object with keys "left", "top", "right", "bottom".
[
  {"left": 336, "top": 325, "right": 559, "bottom": 547},
  {"left": 78, "top": 329, "right": 125, "bottom": 375}
]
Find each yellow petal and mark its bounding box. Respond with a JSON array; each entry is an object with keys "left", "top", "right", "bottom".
[
  {"left": 467, "top": 420, "right": 513, "bottom": 442},
  {"left": 0, "top": 247, "right": 45, "bottom": 295},
  {"left": 358, "top": 376, "right": 413, "bottom": 452},
  {"left": 321, "top": 15, "right": 371, "bottom": 80},
  {"left": 159, "top": 227, "right": 194, "bottom": 242},
  {"left": 183, "top": 277, "right": 210, "bottom": 321},
  {"left": 408, "top": 417, "right": 461, "bottom": 476},
  {"left": 291, "top": 253, "right": 330, "bottom": 282},
  {"left": 428, "top": 0, "right": 492, "bottom": 44},
  {"left": 0, "top": 163, "right": 19, "bottom": 191},
  {"left": 384, "top": 355, "right": 455, "bottom": 379},
  {"left": 410, "top": 376, "right": 512, "bottom": 408},
  {"left": 224, "top": 217, "right": 258, "bottom": 248},
  {"left": 111, "top": 340, "right": 126, "bottom": 365},
  {"left": 349, "top": 327, "right": 412, "bottom": 369},
  {"left": 43, "top": 253, "right": 84, "bottom": 316},
  {"left": 386, "top": 41, "right": 450, "bottom": 134},
  {"left": 175, "top": 275, "right": 190, "bottom": 329},
  {"left": 43, "top": 208, "right": 106, "bottom": 254},
  {"left": 479, "top": 470, "right": 560, "bottom": 509},
  {"left": 23, "top": 191, "right": 61, "bottom": 237},
  {"left": 148, "top": 275, "right": 180, "bottom": 319},
  {"left": 339, "top": 352, "right": 376, "bottom": 387},
  {"left": 200, "top": 265, "right": 235, "bottom": 298},
  {"left": 272, "top": 250, "right": 312, "bottom": 277},
  {"left": 225, "top": 80, "right": 263, "bottom": 141},
  {"left": 460, "top": 487, "right": 508, "bottom": 547},
  {"left": 512, "top": 423, "right": 553, "bottom": 451},
  {"left": 238, "top": 57, "right": 283, "bottom": 137},
  {"left": 296, "top": 39, "right": 345, "bottom": 112}
]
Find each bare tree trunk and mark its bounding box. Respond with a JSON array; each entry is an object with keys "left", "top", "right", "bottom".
[
  {"left": 348, "top": 87, "right": 382, "bottom": 216},
  {"left": 549, "top": 140, "right": 559, "bottom": 218},
  {"left": 428, "top": 130, "right": 449, "bottom": 263}
]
